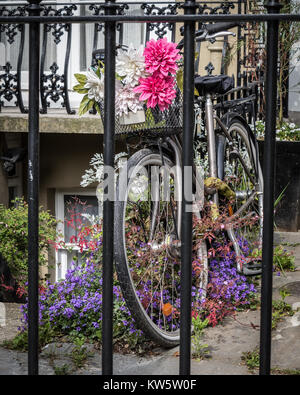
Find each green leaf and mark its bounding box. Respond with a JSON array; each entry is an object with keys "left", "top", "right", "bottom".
[
  {"left": 97, "top": 60, "right": 105, "bottom": 70},
  {"left": 116, "top": 73, "right": 124, "bottom": 81},
  {"left": 144, "top": 108, "right": 165, "bottom": 129},
  {"left": 73, "top": 84, "right": 89, "bottom": 94},
  {"left": 94, "top": 61, "right": 105, "bottom": 78},
  {"left": 176, "top": 68, "right": 183, "bottom": 93},
  {"left": 95, "top": 67, "right": 102, "bottom": 79},
  {"left": 274, "top": 182, "right": 289, "bottom": 208},
  {"left": 78, "top": 94, "right": 94, "bottom": 116},
  {"left": 94, "top": 102, "right": 101, "bottom": 115},
  {"left": 176, "top": 68, "right": 199, "bottom": 96},
  {"left": 145, "top": 108, "right": 155, "bottom": 127},
  {"left": 74, "top": 73, "right": 87, "bottom": 85}
]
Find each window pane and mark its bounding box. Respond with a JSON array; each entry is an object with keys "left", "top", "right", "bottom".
[{"left": 63, "top": 195, "right": 99, "bottom": 243}]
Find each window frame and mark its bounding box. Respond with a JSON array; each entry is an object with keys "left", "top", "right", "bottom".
[{"left": 55, "top": 188, "right": 99, "bottom": 281}]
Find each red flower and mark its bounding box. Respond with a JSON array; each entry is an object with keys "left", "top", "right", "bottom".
[
  {"left": 134, "top": 75, "right": 177, "bottom": 111},
  {"left": 144, "top": 38, "right": 181, "bottom": 77}
]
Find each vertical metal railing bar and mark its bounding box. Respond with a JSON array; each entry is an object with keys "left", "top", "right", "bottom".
[
  {"left": 259, "top": 0, "right": 281, "bottom": 376},
  {"left": 236, "top": 0, "right": 242, "bottom": 96},
  {"left": 27, "top": 0, "right": 42, "bottom": 376},
  {"left": 16, "top": 21, "right": 28, "bottom": 114},
  {"left": 102, "top": 0, "right": 116, "bottom": 376},
  {"left": 62, "top": 20, "right": 75, "bottom": 115},
  {"left": 40, "top": 22, "right": 49, "bottom": 114},
  {"left": 179, "top": 0, "right": 196, "bottom": 376}
]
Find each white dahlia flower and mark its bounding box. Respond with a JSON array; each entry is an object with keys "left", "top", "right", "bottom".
[
  {"left": 84, "top": 68, "right": 105, "bottom": 102},
  {"left": 116, "top": 44, "right": 146, "bottom": 87},
  {"left": 115, "top": 82, "right": 143, "bottom": 117}
]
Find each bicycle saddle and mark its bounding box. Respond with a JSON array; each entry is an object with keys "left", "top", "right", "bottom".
[{"left": 195, "top": 75, "right": 234, "bottom": 96}]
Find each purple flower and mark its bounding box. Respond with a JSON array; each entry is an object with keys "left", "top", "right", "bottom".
[{"left": 19, "top": 228, "right": 257, "bottom": 344}]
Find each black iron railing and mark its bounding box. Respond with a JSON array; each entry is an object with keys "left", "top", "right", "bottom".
[
  {"left": 0, "top": 0, "right": 299, "bottom": 377},
  {"left": 0, "top": 1, "right": 264, "bottom": 116}
]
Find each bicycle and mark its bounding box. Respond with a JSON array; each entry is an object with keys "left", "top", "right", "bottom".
[{"left": 97, "top": 22, "right": 264, "bottom": 347}]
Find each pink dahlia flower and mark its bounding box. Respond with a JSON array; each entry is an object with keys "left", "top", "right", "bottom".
[
  {"left": 134, "top": 75, "right": 177, "bottom": 111},
  {"left": 143, "top": 38, "right": 181, "bottom": 77}
]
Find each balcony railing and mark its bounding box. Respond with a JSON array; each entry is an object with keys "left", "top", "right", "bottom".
[{"left": 0, "top": 0, "right": 264, "bottom": 117}]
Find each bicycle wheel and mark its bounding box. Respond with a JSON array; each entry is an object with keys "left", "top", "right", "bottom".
[
  {"left": 114, "top": 148, "right": 208, "bottom": 347},
  {"left": 219, "top": 119, "right": 263, "bottom": 275}
]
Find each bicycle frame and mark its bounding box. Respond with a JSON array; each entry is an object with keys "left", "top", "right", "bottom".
[{"left": 138, "top": 87, "right": 263, "bottom": 275}]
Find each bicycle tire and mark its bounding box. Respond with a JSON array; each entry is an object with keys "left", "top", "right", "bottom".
[
  {"left": 219, "top": 118, "right": 263, "bottom": 275},
  {"left": 114, "top": 148, "right": 208, "bottom": 347}
]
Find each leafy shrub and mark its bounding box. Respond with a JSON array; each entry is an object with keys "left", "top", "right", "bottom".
[
  {"left": 273, "top": 245, "right": 296, "bottom": 273},
  {"left": 250, "top": 244, "right": 296, "bottom": 274},
  {"left": 0, "top": 198, "right": 58, "bottom": 287},
  {"left": 256, "top": 120, "right": 300, "bottom": 142},
  {"left": 241, "top": 348, "right": 260, "bottom": 371},
  {"left": 191, "top": 316, "right": 209, "bottom": 360}
]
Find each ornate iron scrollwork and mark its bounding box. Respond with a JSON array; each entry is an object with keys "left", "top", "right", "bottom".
[
  {"left": 0, "top": 62, "right": 17, "bottom": 102},
  {"left": 195, "top": 1, "right": 235, "bottom": 75},
  {"left": 88, "top": 2, "right": 128, "bottom": 114},
  {"left": 142, "top": 3, "right": 179, "bottom": 42},
  {"left": 0, "top": 5, "right": 27, "bottom": 113},
  {"left": 40, "top": 4, "right": 77, "bottom": 114},
  {"left": 205, "top": 62, "right": 215, "bottom": 75},
  {"left": 89, "top": 2, "right": 128, "bottom": 65},
  {"left": 196, "top": 1, "right": 235, "bottom": 15}
]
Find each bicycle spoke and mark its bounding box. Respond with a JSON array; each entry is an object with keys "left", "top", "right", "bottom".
[{"left": 116, "top": 150, "right": 208, "bottom": 344}]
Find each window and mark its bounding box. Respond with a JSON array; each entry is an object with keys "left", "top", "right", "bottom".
[{"left": 55, "top": 190, "right": 100, "bottom": 280}]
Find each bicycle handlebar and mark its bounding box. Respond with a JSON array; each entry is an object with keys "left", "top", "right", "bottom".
[
  {"left": 204, "top": 22, "right": 240, "bottom": 35},
  {"left": 177, "top": 22, "right": 241, "bottom": 49}
]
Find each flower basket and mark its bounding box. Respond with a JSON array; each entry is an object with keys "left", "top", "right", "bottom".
[
  {"left": 97, "top": 87, "right": 183, "bottom": 136},
  {"left": 74, "top": 38, "right": 184, "bottom": 136},
  {"left": 119, "top": 109, "right": 146, "bottom": 125}
]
